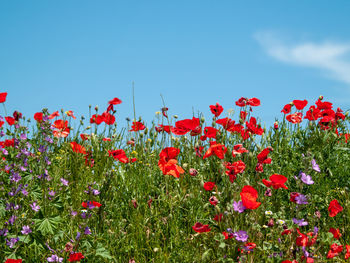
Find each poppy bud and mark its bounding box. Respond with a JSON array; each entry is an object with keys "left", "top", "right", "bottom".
[
  {"left": 274, "top": 121, "right": 278, "bottom": 129},
  {"left": 173, "top": 115, "right": 178, "bottom": 119},
  {"left": 131, "top": 199, "right": 138, "bottom": 208},
  {"left": 86, "top": 126, "right": 91, "bottom": 130},
  {"left": 189, "top": 168, "right": 198, "bottom": 176},
  {"left": 95, "top": 106, "right": 99, "bottom": 111},
  {"left": 265, "top": 188, "right": 272, "bottom": 197},
  {"left": 267, "top": 218, "right": 274, "bottom": 227},
  {"left": 319, "top": 95, "right": 323, "bottom": 100}
]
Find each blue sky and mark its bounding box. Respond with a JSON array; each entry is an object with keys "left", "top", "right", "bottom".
[{"left": 1, "top": 1, "right": 350, "bottom": 128}]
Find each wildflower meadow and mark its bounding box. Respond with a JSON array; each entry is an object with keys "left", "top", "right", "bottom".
[{"left": 1, "top": 92, "right": 350, "bottom": 262}]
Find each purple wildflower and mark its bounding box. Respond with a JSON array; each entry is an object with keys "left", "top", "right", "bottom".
[
  {"left": 233, "top": 230, "right": 248, "bottom": 242},
  {"left": 311, "top": 159, "right": 320, "bottom": 172},
  {"left": 9, "top": 215, "right": 17, "bottom": 225},
  {"left": 0, "top": 228, "right": 8, "bottom": 236},
  {"left": 21, "top": 225, "right": 32, "bottom": 235},
  {"left": 6, "top": 237, "right": 19, "bottom": 248},
  {"left": 47, "top": 254, "right": 63, "bottom": 262},
  {"left": 84, "top": 227, "right": 91, "bottom": 235},
  {"left": 92, "top": 189, "right": 100, "bottom": 195},
  {"left": 233, "top": 201, "right": 246, "bottom": 213},
  {"left": 30, "top": 202, "right": 40, "bottom": 212},
  {"left": 60, "top": 178, "right": 69, "bottom": 186},
  {"left": 300, "top": 171, "right": 314, "bottom": 185},
  {"left": 292, "top": 218, "right": 308, "bottom": 226},
  {"left": 295, "top": 194, "right": 308, "bottom": 205}
]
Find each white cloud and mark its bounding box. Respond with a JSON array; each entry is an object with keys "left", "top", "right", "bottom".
[{"left": 254, "top": 32, "right": 350, "bottom": 85}]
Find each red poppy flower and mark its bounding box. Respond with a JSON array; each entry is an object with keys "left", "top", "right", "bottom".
[
  {"left": 161, "top": 107, "right": 169, "bottom": 118},
  {"left": 34, "top": 112, "right": 43, "bottom": 123},
  {"left": 209, "top": 196, "right": 218, "bottom": 206},
  {"left": 192, "top": 222, "right": 211, "bottom": 233},
  {"left": 101, "top": 111, "right": 115, "bottom": 125},
  {"left": 209, "top": 103, "right": 223, "bottom": 117},
  {"left": 222, "top": 231, "right": 234, "bottom": 239},
  {"left": 203, "top": 141, "right": 227, "bottom": 159},
  {"left": 315, "top": 99, "right": 333, "bottom": 110},
  {"left": 257, "top": 147, "right": 272, "bottom": 164},
  {"left": 240, "top": 111, "right": 248, "bottom": 121},
  {"left": 130, "top": 121, "right": 145, "bottom": 132},
  {"left": 82, "top": 201, "right": 102, "bottom": 208},
  {"left": 304, "top": 106, "right": 321, "bottom": 121},
  {"left": 329, "top": 228, "right": 341, "bottom": 239},
  {"left": 327, "top": 243, "right": 343, "bottom": 259},
  {"left": 155, "top": 125, "right": 172, "bottom": 134},
  {"left": 213, "top": 213, "right": 223, "bottom": 222},
  {"left": 0, "top": 92, "right": 7, "bottom": 103},
  {"left": 328, "top": 199, "right": 343, "bottom": 217},
  {"left": 281, "top": 261, "right": 298, "bottom": 263},
  {"left": 335, "top": 107, "right": 345, "bottom": 121},
  {"left": 203, "top": 182, "right": 216, "bottom": 191},
  {"left": 66, "top": 110, "right": 76, "bottom": 119},
  {"left": 262, "top": 174, "right": 288, "bottom": 190},
  {"left": 70, "top": 142, "right": 86, "bottom": 154},
  {"left": 158, "top": 147, "right": 184, "bottom": 178},
  {"left": 69, "top": 252, "right": 85, "bottom": 262},
  {"left": 203, "top": 126, "right": 218, "bottom": 139},
  {"left": 281, "top": 104, "right": 292, "bottom": 114},
  {"left": 286, "top": 112, "right": 303, "bottom": 124},
  {"left": 240, "top": 185, "right": 261, "bottom": 210},
  {"left": 296, "top": 228, "right": 317, "bottom": 247},
  {"left": 281, "top": 229, "right": 292, "bottom": 236},
  {"left": 159, "top": 147, "right": 180, "bottom": 161},
  {"left": 171, "top": 117, "right": 200, "bottom": 135},
  {"left": 0, "top": 120, "right": 4, "bottom": 128},
  {"left": 232, "top": 144, "right": 248, "bottom": 157},
  {"left": 90, "top": 114, "right": 104, "bottom": 125},
  {"left": 5, "top": 116, "right": 15, "bottom": 126},
  {"left": 80, "top": 134, "right": 90, "bottom": 140},
  {"left": 235, "top": 97, "right": 260, "bottom": 107},
  {"left": 216, "top": 117, "right": 235, "bottom": 130},
  {"left": 246, "top": 117, "right": 264, "bottom": 135},
  {"left": 247, "top": 97, "right": 260, "bottom": 106},
  {"left": 48, "top": 111, "right": 60, "bottom": 119},
  {"left": 108, "top": 149, "right": 129, "bottom": 163},
  {"left": 293, "top": 100, "right": 308, "bottom": 110},
  {"left": 290, "top": 192, "right": 300, "bottom": 203},
  {"left": 345, "top": 245, "right": 350, "bottom": 259},
  {"left": 5, "top": 260, "right": 22, "bottom": 263},
  {"left": 108, "top": 97, "right": 122, "bottom": 105},
  {"left": 53, "top": 120, "right": 70, "bottom": 138}
]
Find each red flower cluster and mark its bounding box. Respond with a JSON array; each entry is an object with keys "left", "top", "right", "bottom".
[
  {"left": 158, "top": 147, "right": 184, "bottom": 178},
  {"left": 224, "top": 160, "right": 246, "bottom": 183},
  {"left": 255, "top": 147, "right": 272, "bottom": 173}
]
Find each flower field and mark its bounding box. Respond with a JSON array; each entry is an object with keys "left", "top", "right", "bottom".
[{"left": 1, "top": 92, "right": 350, "bottom": 262}]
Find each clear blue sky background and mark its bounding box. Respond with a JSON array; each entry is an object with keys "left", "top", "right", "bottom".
[{"left": 1, "top": 1, "right": 350, "bottom": 129}]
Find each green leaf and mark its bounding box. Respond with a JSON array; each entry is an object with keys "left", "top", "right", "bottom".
[
  {"left": 34, "top": 216, "right": 62, "bottom": 235},
  {"left": 201, "top": 249, "right": 212, "bottom": 261},
  {"left": 96, "top": 243, "right": 113, "bottom": 259}
]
